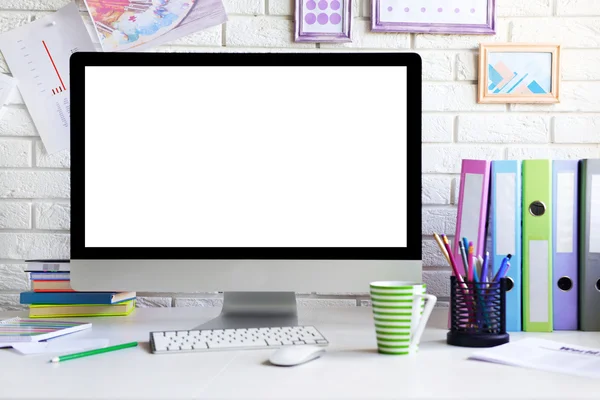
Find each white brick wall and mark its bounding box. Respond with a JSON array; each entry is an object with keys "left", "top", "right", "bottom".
[{"left": 0, "top": 0, "right": 598, "bottom": 310}]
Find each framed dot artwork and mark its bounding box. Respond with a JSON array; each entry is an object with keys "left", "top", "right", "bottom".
[
  {"left": 371, "top": 0, "right": 495, "bottom": 34},
  {"left": 295, "top": 0, "right": 352, "bottom": 43}
]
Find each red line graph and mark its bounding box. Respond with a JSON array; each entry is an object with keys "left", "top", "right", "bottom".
[{"left": 42, "top": 40, "right": 66, "bottom": 91}]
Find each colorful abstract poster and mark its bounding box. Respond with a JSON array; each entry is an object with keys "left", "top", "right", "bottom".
[
  {"left": 487, "top": 52, "right": 553, "bottom": 95},
  {"left": 84, "top": 0, "right": 227, "bottom": 52}
]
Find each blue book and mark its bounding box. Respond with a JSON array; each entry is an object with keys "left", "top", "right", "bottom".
[
  {"left": 29, "top": 272, "right": 70, "bottom": 281},
  {"left": 20, "top": 291, "right": 136, "bottom": 305},
  {"left": 490, "top": 160, "right": 522, "bottom": 332}
]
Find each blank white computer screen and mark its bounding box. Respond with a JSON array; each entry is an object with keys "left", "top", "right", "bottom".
[{"left": 84, "top": 66, "right": 407, "bottom": 248}]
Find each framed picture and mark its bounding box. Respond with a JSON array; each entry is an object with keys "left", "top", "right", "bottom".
[
  {"left": 295, "top": 0, "right": 352, "bottom": 42},
  {"left": 371, "top": 0, "right": 495, "bottom": 34},
  {"left": 478, "top": 43, "right": 561, "bottom": 104}
]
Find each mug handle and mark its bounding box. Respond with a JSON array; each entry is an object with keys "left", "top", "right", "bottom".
[{"left": 410, "top": 294, "right": 437, "bottom": 347}]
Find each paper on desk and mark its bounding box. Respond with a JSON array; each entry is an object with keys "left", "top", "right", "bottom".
[
  {"left": 0, "top": 73, "right": 17, "bottom": 107},
  {"left": 11, "top": 338, "right": 109, "bottom": 355},
  {"left": 0, "top": 2, "right": 95, "bottom": 154},
  {"left": 470, "top": 338, "right": 600, "bottom": 379}
]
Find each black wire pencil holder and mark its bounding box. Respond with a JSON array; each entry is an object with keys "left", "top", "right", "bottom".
[{"left": 447, "top": 276, "right": 510, "bottom": 348}]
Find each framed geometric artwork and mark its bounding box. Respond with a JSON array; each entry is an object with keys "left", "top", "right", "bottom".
[
  {"left": 371, "top": 0, "right": 495, "bottom": 34},
  {"left": 478, "top": 43, "right": 561, "bottom": 104},
  {"left": 295, "top": 0, "right": 352, "bottom": 43}
]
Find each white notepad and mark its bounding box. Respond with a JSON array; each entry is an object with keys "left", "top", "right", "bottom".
[{"left": 470, "top": 338, "right": 600, "bottom": 379}]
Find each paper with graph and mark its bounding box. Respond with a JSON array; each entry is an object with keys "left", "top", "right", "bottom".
[{"left": 0, "top": 3, "right": 95, "bottom": 154}]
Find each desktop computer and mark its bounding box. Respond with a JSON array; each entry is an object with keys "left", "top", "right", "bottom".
[{"left": 69, "top": 53, "right": 422, "bottom": 335}]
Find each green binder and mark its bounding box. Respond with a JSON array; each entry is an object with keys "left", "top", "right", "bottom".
[{"left": 522, "top": 160, "right": 553, "bottom": 332}]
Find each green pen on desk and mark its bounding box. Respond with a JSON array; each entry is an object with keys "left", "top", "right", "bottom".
[{"left": 50, "top": 341, "right": 138, "bottom": 363}]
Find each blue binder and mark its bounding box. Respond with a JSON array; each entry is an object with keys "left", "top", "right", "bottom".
[{"left": 491, "top": 160, "right": 522, "bottom": 331}]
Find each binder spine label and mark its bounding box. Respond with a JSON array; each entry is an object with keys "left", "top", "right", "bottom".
[
  {"left": 530, "top": 240, "right": 550, "bottom": 323},
  {"left": 556, "top": 172, "right": 575, "bottom": 253},
  {"left": 590, "top": 175, "right": 600, "bottom": 253},
  {"left": 460, "top": 173, "right": 484, "bottom": 252},
  {"left": 496, "top": 173, "right": 516, "bottom": 255}
]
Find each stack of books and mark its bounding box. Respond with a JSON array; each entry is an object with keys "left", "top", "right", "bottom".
[{"left": 21, "top": 260, "right": 136, "bottom": 318}]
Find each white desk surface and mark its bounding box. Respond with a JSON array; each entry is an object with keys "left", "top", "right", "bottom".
[{"left": 1, "top": 307, "right": 599, "bottom": 399}]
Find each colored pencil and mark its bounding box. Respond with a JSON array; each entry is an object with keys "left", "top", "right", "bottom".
[
  {"left": 433, "top": 233, "right": 451, "bottom": 266},
  {"left": 468, "top": 242, "right": 475, "bottom": 282},
  {"left": 481, "top": 252, "right": 490, "bottom": 283},
  {"left": 440, "top": 235, "right": 464, "bottom": 284},
  {"left": 50, "top": 341, "right": 138, "bottom": 363},
  {"left": 472, "top": 255, "right": 480, "bottom": 283},
  {"left": 459, "top": 241, "right": 469, "bottom": 280}
]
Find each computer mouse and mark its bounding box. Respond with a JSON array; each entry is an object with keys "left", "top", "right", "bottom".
[{"left": 269, "top": 345, "right": 326, "bottom": 367}]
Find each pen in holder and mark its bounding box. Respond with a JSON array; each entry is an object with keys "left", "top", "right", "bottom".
[{"left": 447, "top": 276, "right": 510, "bottom": 348}]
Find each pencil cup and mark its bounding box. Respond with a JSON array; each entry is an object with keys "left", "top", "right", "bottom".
[
  {"left": 447, "top": 276, "right": 510, "bottom": 347},
  {"left": 370, "top": 281, "right": 437, "bottom": 355}
]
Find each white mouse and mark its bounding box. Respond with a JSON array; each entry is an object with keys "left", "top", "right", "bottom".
[{"left": 269, "top": 345, "right": 326, "bottom": 367}]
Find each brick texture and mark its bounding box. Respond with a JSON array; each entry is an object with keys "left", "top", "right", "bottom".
[
  {"left": 458, "top": 115, "right": 550, "bottom": 143},
  {"left": 0, "top": 203, "right": 30, "bottom": 229},
  {"left": 0, "top": 1, "right": 598, "bottom": 310}
]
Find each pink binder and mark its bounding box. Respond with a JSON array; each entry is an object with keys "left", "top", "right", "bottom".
[{"left": 453, "top": 160, "right": 491, "bottom": 277}]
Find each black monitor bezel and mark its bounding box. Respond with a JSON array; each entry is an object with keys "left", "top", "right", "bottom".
[{"left": 70, "top": 52, "right": 422, "bottom": 260}]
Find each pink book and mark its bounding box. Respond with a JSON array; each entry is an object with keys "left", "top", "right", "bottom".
[{"left": 453, "top": 160, "right": 491, "bottom": 277}]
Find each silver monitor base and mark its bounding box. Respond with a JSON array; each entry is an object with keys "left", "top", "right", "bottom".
[{"left": 193, "top": 292, "right": 299, "bottom": 330}]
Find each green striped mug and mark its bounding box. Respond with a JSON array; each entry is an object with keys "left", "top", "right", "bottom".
[{"left": 370, "top": 281, "right": 437, "bottom": 355}]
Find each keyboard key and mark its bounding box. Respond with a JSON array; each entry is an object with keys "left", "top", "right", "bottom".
[
  {"left": 208, "top": 341, "right": 238, "bottom": 349},
  {"left": 152, "top": 335, "right": 169, "bottom": 350},
  {"left": 247, "top": 340, "right": 268, "bottom": 347},
  {"left": 266, "top": 339, "right": 282, "bottom": 346}
]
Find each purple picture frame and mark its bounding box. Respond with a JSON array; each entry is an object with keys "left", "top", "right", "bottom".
[
  {"left": 295, "top": 0, "right": 352, "bottom": 43},
  {"left": 371, "top": 0, "right": 495, "bottom": 34}
]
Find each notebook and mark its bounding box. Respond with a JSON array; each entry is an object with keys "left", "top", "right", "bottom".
[
  {"left": 0, "top": 317, "right": 91, "bottom": 343},
  {"left": 29, "top": 300, "right": 136, "bottom": 318},
  {"left": 32, "top": 280, "right": 74, "bottom": 292},
  {"left": 24, "top": 259, "right": 70, "bottom": 272},
  {"left": 29, "top": 272, "right": 70, "bottom": 281},
  {"left": 20, "top": 291, "right": 136, "bottom": 305}
]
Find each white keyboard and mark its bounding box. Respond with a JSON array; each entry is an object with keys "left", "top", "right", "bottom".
[{"left": 150, "top": 326, "right": 329, "bottom": 354}]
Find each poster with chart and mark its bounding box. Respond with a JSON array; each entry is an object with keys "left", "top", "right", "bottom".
[{"left": 0, "top": 3, "right": 95, "bottom": 154}]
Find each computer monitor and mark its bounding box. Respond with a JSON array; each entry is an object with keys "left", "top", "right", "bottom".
[{"left": 69, "top": 53, "right": 422, "bottom": 328}]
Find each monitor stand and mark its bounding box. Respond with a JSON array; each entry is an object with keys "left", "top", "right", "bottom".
[{"left": 194, "top": 292, "right": 299, "bottom": 330}]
